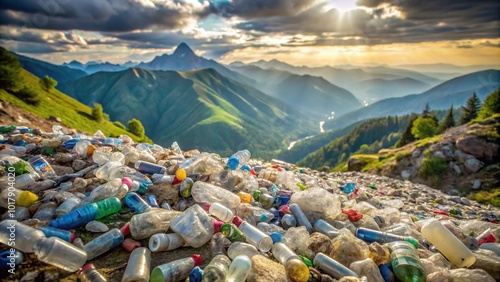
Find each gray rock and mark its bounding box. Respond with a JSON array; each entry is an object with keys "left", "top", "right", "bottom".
[
  {"left": 472, "top": 179, "right": 481, "bottom": 189},
  {"left": 308, "top": 232, "right": 333, "bottom": 255},
  {"left": 464, "top": 157, "right": 484, "bottom": 173},
  {"left": 28, "top": 179, "right": 56, "bottom": 193},
  {"left": 32, "top": 128, "right": 43, "bottom": 136},
  {"left": 472, "top": 252, "right": 500, "bottom": 281},
  {"left": 412, "top": 149, "right": 422, "bottom": 158},
  {"left": 52, "top": 164, "right": 74, "bottom": 175},
  {"left": 427, "top": 270, "right": 453, "bottom": 282},
  {"left": 433, "top": 151, "right": 446, "bottom": 159},
  {"left": 248, "top": 255, "right": 287, "bottom": 282},
  {"left": 72, "top": 159, "right": 88, "bottom": 172},
  {"left": 70, "top": 177, "right": 88, "bottom": 193},
  {"left": 85, "top": 221, "right": 109, "bottom": 233},
  {"left": 54, "top": 153, "right": 74, "bottom": 164},
  {"left": 401, "top": 170, "right": 412, "bottom": 180},
  {"left": 73, "top": 238, "right": 85, "bottom": 249},
  {"left": 461, "top": 197, "right": 472, "bottom": 206},
  {"left": 450, "top": 268, "right": 495, "bottom": 282},
  {"left": 452, "top": 163, "right": 462, "bottom": 174},
  {"left": 349, "top": 258, "right": 384, "bottom": 282},
  {"left": 450, "top": 196, "right": 462, "bottom": 203}
]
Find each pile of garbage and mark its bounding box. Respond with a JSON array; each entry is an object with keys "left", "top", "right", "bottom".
[{"left": 0, "top": 125, "right": 499, "bottom": 282}]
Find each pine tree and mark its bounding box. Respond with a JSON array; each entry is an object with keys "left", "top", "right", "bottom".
[
  {"left": 477, "top": 89, "right": 500, "bottom": 119},
  {"left": 395, "top": 115, "right": 418, "bottom": 147},
  {"left": 459, "top": 93, "right": 481, "bottom": 124},
  {"left": 438, "top": 105, "right": 455, "bottom": 132}
]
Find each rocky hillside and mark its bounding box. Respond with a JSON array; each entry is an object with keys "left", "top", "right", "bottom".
[{"left": 347, "top": 115, "right": 500, "bottom": 201}]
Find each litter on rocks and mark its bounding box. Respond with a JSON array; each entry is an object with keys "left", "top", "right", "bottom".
[{"left": 0, "top": 125, "right": 499, "bottom": 282}]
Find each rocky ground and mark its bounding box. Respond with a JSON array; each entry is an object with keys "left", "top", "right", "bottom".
[{"left": 0, "top": 123, "right": 499, "bottom": 282}]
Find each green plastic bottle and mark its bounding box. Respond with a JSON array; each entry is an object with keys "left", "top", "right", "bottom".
[{"left": 388, "top": 241, "right": 426, "bottom": 282}]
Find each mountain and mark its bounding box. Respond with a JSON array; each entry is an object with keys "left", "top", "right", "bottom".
[
  {"left": 58, "top": 68, "right": 316, "bottom": 157},
  {"left": 323, "top": 70, "right": 500, "bottom": 132},
  {"left": 84, "top": 62, "right": 128, "bottom": 74},
  {"left": 356, "top": 77, "right": 432, "bottom": 102},
  {"left": 229, "top": 65, "right": 362, "bottom": 119},
  {"left": 395, "top": 63, "right": 500, "bottom": 75},
  {"left": 63, "top": 60, "right": 86, "bottom": 71},
  {"left": 137, "top": 43, "right": 253, "bottom": 86},
  {"left": 16, "top": 54, "right": 88, "bottom": 83}
]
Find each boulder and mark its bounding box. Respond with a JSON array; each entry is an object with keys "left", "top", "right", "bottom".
[
  {"left": 464, "top": 157, "right": 484, "bottom": 173},
  {"left": 247, "top": 255, "right": 287, "bottom": 282},
  {"left": 308, "top": 232, "right": 333, "bottom": 255},
  {"left": 456, "top": 135, "right": 499, "bottom": 162},
  {"left": 347, "top": 157, "right": 366, "bottom": 172},
  {"left": 412, "top": 148, "right": 422, "bottom": 158},
  {"left": 452, "top": 163, "right": 462, "bottom": 174}
]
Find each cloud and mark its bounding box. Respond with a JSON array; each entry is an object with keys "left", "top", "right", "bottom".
[
  {"left": 0, "top": 0, "right": 211, "bottom": 32},
  {"left": 212, "top": 0, "right": 316, "bottom": 18}
]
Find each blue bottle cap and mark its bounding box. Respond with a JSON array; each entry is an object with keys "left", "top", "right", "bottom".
[
  {"left": 269, "top": 232, "right": 283, "bottom": 244},
  {"left": 226, "top": 156, "right": 239, "bottom": 170}
]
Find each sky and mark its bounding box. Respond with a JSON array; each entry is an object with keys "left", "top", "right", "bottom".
[{"left": 0, "top": 0, "right": 499, "bottom": 67}]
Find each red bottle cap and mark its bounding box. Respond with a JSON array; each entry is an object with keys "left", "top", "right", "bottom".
[
  {"left": 120, "top": 222, "right": 131, "bottom": 236},
  {"left": 202, "top": 203, "right": 211, "bottom": 211},
  {"left": 172, "top": 176, "right": 182, "bottom": 185},
  {"left": 250, "top": 169, "right": 256, "bottom": 176},
  {"left": 77, "top": 263, "right": 95, "bottom": 276},
  {"left": 122, "top": 238, "right": 141, "bottom": 252},
  {"left": 232, "top": 216, "right": 243, "bottom": 227},
  {"left": 213, "top": 221, "right": 223, "bottom": 233},
  {"left": 191, "top": 254, "right": 202, "bottom": 267},
  {"left": 70, "top": 232, "right": 76, "bottom": 243},
  {"left": 122, "top": 177, "right": 133, "bottom": 188}
]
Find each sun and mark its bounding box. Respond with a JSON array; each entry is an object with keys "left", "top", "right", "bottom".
[{"left": 324, "top": 0, "right": 359, "bottom": 14}]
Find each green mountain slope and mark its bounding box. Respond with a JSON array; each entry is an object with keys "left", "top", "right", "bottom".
[
  {"left": 0, "top": 69, "right": 141, "bottom": 140},
  {"left": 16, "top": 54, "right": 88, "bottom": 83},
  {"left": 58, "top": 68, "right": 316, "bottom": 157}
]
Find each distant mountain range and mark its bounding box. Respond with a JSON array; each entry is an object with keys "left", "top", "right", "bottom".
[
  {"left": 323, "top": 69, "right": 500, "bottom": 132},
  {"left": 17, "top": 54, "right": 87, "bottom": 83},
  {"left": 356, "top": 77, "right": 432, "bottom": 102},
  {"left": 58, "top": 67, "right": 316, "bottom": 157}
]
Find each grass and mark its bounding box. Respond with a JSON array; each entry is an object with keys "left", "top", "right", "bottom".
[
  {"left": 415, "top": 134, "right": 443, "bottom": 148},
  {"left": 0, "top": 69, "right": 144, "bottom": 141},
  {"left": 419, "top": 156, "right": 448, "bottom": 185},
  {"left": 468, "top": 188, "right": 500, "bottom": 208}
]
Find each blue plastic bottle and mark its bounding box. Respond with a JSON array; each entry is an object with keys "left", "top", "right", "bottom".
[
  {"left": 124, "top": 192, "right": 152, "bottom": 214},
  {"left": 356, "top": 227, "right": 419, "bottom": 248},
  {"left": 189, "top": 266, "right": 204, "bottom": 282},
  {"left": 134, "top": 161, "right": 166, "bottom": 175},
  {"left": 146, "top": 195, "right": 160, "bottom": 208},
  {"left": 39, "top": 226, "right": 75, "bottom": 243}
]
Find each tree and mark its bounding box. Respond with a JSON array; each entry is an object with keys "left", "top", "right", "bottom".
[
  {"left": 41, "top": 75, "right": 57, "bottom": 91},
  {"left": 477, "top": 89, "right": 500, "bottom": 120},
  {"left": 128, "top": 118, "right": 145, "bottom": 138},
  {"left": 15, "top": 87, "right": 41, "bottom": 106},
  {"left": 459, "top": 93, "right": 481, "bottom": 124},
  {"left": 438, "top": 105, "right": 455, "bottom": 132},
  {"left": 0, "top": 47, "right": 22, "bottom": 91},
  {"left": 91, "top": 103, "right": 104, "bottom": 122},
  {"left": 411, "top": 117, "right": 438, "bottom": 139},
  {"left": 395, "top": 115, "right": 418, "bottom": 147},
  {"left": 422, "top": 103, "right": 431, "bottom": 117}
]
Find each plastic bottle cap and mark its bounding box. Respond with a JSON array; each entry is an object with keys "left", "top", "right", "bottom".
[
  {"left": 213, "top": 221, "right": 223, "bottom": 233},
  {"left": 77, "top": 263, "right": 95, "bottom": 277},
  {"left": 175, "top": 169, "right": 187, "bottom": 181},
  {"left": 232, "top": 216, "right": 244, "bottom": 227},
  {"left": 226, "top": 157, "right": 239, "bottom": 170},
  {"left": 120, "top": 222, "right": 131, "bottom": 236},
  {"left": 70, "top": 232, "right": 76, "bottom": 243},
  {"left": 122, "top": 177, "right": 133, "bottom": 188},
  {"left": 192, "top": 254, "right": 202, "bottom": 267}
]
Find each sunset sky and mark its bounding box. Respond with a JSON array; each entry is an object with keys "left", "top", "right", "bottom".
[{"left": 0, "top": 0, "right": 498, "bottom": 66}]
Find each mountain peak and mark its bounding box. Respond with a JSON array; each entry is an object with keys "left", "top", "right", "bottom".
[{"left": 173, "top": 43, "right": 195, "bottom": 57}]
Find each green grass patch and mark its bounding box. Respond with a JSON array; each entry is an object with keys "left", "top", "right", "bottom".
[
  {"left": 395, "top": 150, "right": 411, "bottom": 161},
  {"left": 415, "top": 135, "right": 443, "bottom": 148},
  {"left": 419, "top": 157, "right": 448, "bottom": 185},
  {"left": 468, "top": 188, "right": 500, "bottom": 208},
  {"left": 332, "top": 162, "right": 348, "bottom": 172}
]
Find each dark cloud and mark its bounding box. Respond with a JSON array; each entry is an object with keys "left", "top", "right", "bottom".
[
  {"left": 0, "top": 40, "right": 72, "bottom": 53},
  {"left": 0, "top": 0, "right": 211, "bottom": 32},
  {"left": 212, "top": 0, "right": 316, "bottom": 18}
]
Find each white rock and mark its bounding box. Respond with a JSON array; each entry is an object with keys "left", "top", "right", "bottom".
[
  {"left": 85, "top": 221, "right": 109, "bottom": 233},
  {"left": 472, "top": 179, "right": 481, "bottom": 189}
]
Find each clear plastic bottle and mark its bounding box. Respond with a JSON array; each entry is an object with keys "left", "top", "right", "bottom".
[
  {"left": 387, "top": 241, "right": 426, "bottom": 282},
  {"left": 13, "top": 172, "right": 40, "bottom": 188},
  {"left": 356, "top": 227, "right": 419, "bottom": 248},
  {"left": 225, "top": 255, "right": 252, "bottom": 282},
  {"left": 202, "top": 254, "right": 231, "bottom": 282},
  {"left": 149, "top": 233, "right": 185, "bottom": 252},
  {"left": 33, "top": 202, "right": 58, "bottom": 221},
  {"left": 170, "top": 204, "right": 214, "bottom": 248},
  {"left": 79, "top": 178, "right": 128, "bottom": 206},
  {"left": 313, "top": 253, "right": 358, "bottom": 279},
  {"left": 130, "top": 209, "right": 181, "bottom": 240},
  {"left": 227, "top": 242, "right": 260, "bottom": 259},
  {"left": 281, "top": 214, "right": 297, "bottom": 229},
  {"left": 0, "top": 188, "right": 38, "bottom": 208},
  {"left": 122, "top": 247, "right": 151, "bottom": 282},
  {"left": 210, "top": 232, "right": 231, "bottom": 257},
  {"left": 134, "top": 161, "right": 166, "bottom": 175},
  {"left": 77, "top": 263, "right": 108, "bottom": 282},
  {"left": 233, "top": 216, "right": 273, "bottom": 252},
  {"left": 421, "top": 218, "right": 476, "bottom": 267},
  {"left": 191, "top": 181, "right": 241, "bottom": 210},
  {"left": 84, "top": 228, "right": 125, "bottom": 260},
  {"left": 33, "top": 237, "right": 87, "bottom": 272},
  {"left": 226, "top": 150, "right": 251, "bottom": 170},
  {"left": 289, "top": 203, "right": 313, "bottom": 233},
  {"left": 56, "top": 196, "right": 82, "bottom": 216},
  {"left": 314, "top": 219, "right": 340, "bottom": 239},
  {"left": 28, "top": 155, "right": 57, "bottom": 178},
  {"left": 73, "top": 140, "right": 92, "bottom": 158},
  {"left": 150, "top": 254, "right": 202, "bottom": 282},
  {"left": 236, "top": 203, "right": 274, "bottom": 224},
  {"left": 0, "top": 220, "right": 45, "bottom": 253},
  {"left": 92, "top": 147, "right": 113, "bottom": 165},
  {"left": 152, "top": 173, "right": 175, "bottom": 184},
  {"left": 39, "top": 226, "right": 75, "bottom": 243},
  {"left": 209, "top": 203, "right": 234, "bottom": 222},
  {"left": 124, "top": 192, "right": 152, "bottom": 214},
  {"left": 272, "top": 243, "right": 310, "bottom": 282},
  {"left": 49, "top": 197, "right": 122, "bottom": 230}
]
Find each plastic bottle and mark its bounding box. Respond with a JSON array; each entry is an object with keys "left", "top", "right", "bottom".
[
  {"left": 13, "top": 172, "right": 40, "bottom": 188},
  {"left": 39, "top": 226, "right": 75, "bottom": 243},
  {"left": 33, "top": 237, "right": 87, "bottom": 272},
  {"left": 146, "top": 195, "right": 160, "bottom": 208},
  {"left": 202, "top": 254, "right": 231, "bottom": 282},
  {"left": 77, "top": 263, "right": 108, "bottom": 282},
  {"left": 56, "top": 196, "right": 82, "bottom": 216},
  {"left": 28, "top": 155, "right": 57, "bottom": 178},
  {"left": 124, "top": 192, "right": 152, "bottom": 214},
  {"left": 289, "top": 203, "right": 313, "bottom": 233},
  {"left": 226, "top": 150, "right": 251, "bottom": 170},
  {"left": 0, "top": 220, "right": 45, "bottom": 253},
  {"left": 170, "top": 204, "right": 214, "bottom": 248},
  {"left": 33, "top": 202, "right": 58, "bottom": 221},
  {"left": 259, "top": 193, "right": 274, "bottom": 209},
  {"left": 233, "top": 216, "right": 273, "bottom": 252},
  {"left": 150, "top": 254, "right": 202, "bottom": 282},
  {"left": 356, "top": 227, "right": 419, "bottom": 248},
  {"left": 189, "top": 266, "right": 204, "bottom": 282},
  {"left": 209, "top": 203, "right": 234, "bottom": 222},
  {"left": 134, "top": 161, "right": 166, "bottom": 175},
  {"left": 227, "top": 241, "right": 260, "bottom": 259},
  {"left": 2, "top": 207, "right": 30, "bottom": 221},
  {"left": 84, "top": 228, "right": 125, "bottom": 260},
  {"left": 130, "top": 209, "right": 182, "bottom": 240},
  {"left": 421, "top": 218, "right": 476, "bottom": 267},
  {"left": 152, "top": 173, "right": 175, "bottom": 184},
  {"left": 314, "top": 219, "right": 340, "bottom": 239},
  {"left": 225, "top": 255, "right": 252, "bottom": 282},
  {"left": 313, "top": 253, "right": 359, "bottom": 279},
  {"left": 122, "top": 247, "right": 151, "bottom": 282},
  {"left": 220, "top": 223, "right": 246, "bottom": 242},
  {"left": 387, "top": 241, "right": 426, "bottom": 282},
  {"left": 79, "top": 178, "right": 128, "bottom": 206},
  {"left": 236, "top": 203, "right": 274, "bottom": 224},
  {"left": 281, "top": 214, "right": 297, "bottom": 229},
  {"left": 73, "top": 140, "right": 92, "bottom": 158},
  {"left": 191, "top": 181, "right": 241, "bottom": 210},
  {"left": 149, "top": 233, "right": 185, "bottom": 252},
  {"left": 210, "top": 232, "right": 231, "bottom": 257},
  {"left": 0, "top": 188, "right": 38, "bottom": 208},
  {"left": 49, "top": 197, "right": 122, "bottom": 230},
  {"left": 179, "top": 178, "right": 194, "bottom": 197}
]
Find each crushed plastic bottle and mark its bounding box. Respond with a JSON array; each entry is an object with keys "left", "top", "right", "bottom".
[
  {"left": 170, "top": 204, "right": 214, "bottom": 248},
  {"left": 150, "top": 254, "right": 202, "bottom": 282}
]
